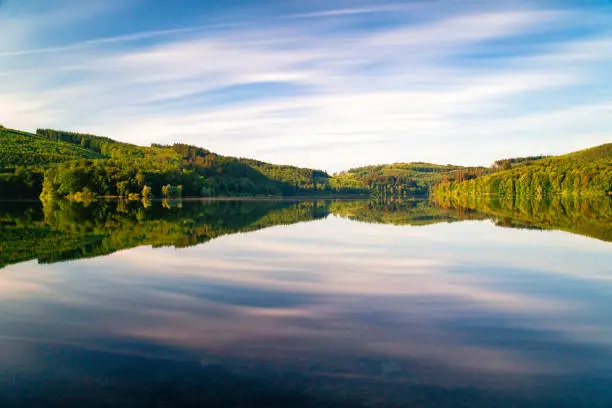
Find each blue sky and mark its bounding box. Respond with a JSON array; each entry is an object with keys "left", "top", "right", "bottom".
[{"left": 1, "top": 0, "right": 611, "bottom": 171}]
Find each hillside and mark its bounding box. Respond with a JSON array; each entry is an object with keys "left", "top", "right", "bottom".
[
  {"left": 434, "top": 143, "right": 612, "bottom": 198},
  {"left": 0, "top": 127, "right": 106, "bottom": 199},
  {"left": 2, "top": 125, "right": 610, "bottom": 201},
  {"left": 492, "top": 155, "right": 550, "bottom": 170},
  {"left": 1, "top": 127, "right": 362, "bottom": 200},
  {"left": 35, "top": 129, "right": 354, "bottom": 199},
  {"left": 0, "top": 127, "right": 102, "bottom": 168},
  {"left": 331, "top": 162, "right": 489, "bottom": 199}
]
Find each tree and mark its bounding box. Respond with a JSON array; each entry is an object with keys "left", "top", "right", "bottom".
[
  {"left": 161, "top": 184, "right": 171, "bottom": 198},
  {"left": 142, "top": 185, "right": 152, "bottom": 198},
  {"left": 136, "top": 172, "right": 146, "bottom": 186},
  {"left": 116, "top": 181, "right": 129, "bottom": 197}
]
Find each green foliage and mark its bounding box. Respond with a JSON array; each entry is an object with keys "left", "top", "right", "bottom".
[
  {"left": 2, "top": 126, "right": 610, "bottom": 202},
  {"left": 435, "top": 143, "right": 612, "bottom": 198},
  {"left": 0, "top": 199, "right": 328, "bottom": 269},
  {"left": 0, "top": 128, "right": 100, "bottom": 199},
  {"left": 37, "top": 128, "right": 130, "bottom": 155},
  {"left": 0, "top": 127, "right": 102, "bottom": 168},
  {"left": 142, "top": 185, "right": 152, "bottom": 199},
  {"left": 331, "top": 162, "right": 489, "bottom": 198},
  {"left": 161, "top": 184, "right": 183, "bottom": 198},
  {"left": 2, "top": 197, "right": 609, "bottom": 269},
  {"left": 330, "top": 199, "right": 488, "bottom": 226},
  {"left": 31, "top": 129, "right": 350, "bottom": 199},
  {"left": 0, "top": 168, "right": 44, "bottom": 199},
  {"left": 434, "top": 195, "right": 612, "bottom": 242},
  {"left": 492, "top": 155, "right": 550, "bottom": 170}
]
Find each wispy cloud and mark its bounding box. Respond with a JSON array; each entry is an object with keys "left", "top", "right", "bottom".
[
  {"left": 283, "top": 3, "right": 414, "bottom": 19},
  {"left": 0, "top": 27, "right": 201, "bottom": 57},
  {"left": 0, "top": 1, "right": 610, "bottom": 170}
]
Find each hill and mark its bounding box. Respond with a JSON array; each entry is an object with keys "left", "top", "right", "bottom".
[
  {"left": 492, "top": 155, "right": 550, "bottom": 170},
  {"left": 434, "top": 143, "right": 612, "bottom": 198},
  {"left": 2, "top": 125, "right": 610, "bottom": 201},
  {"left": 0, "top": 127, "right": 105, "bottom": 199},
  {"left": 0, "top": 127, "right": 364, "bottom": 200},
  {"left": 0, "top": 127, "right": 102, "bottom": 168},
  {"left": 37, "top": 129, "right": 362, "bottom": 199},
  {"left": 331, "top": 162, "right": 489, "bottom": 199}
]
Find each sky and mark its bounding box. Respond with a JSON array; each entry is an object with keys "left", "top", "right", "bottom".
[{"left": 0, "top": 0, "right": 611, "bottom": 172}]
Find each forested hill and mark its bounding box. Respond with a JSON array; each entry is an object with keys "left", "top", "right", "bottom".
[
  {"left": 0, "top": 126, "right": 489, "bottom": 200},
  {"left": 2, "top": 125, "right": 610, "bottom": 200},
  {"left": 1, "top": 127, "right": 360, "bottom": 199},
  {"left": 331, "top": 162, "right": 489, "bottom": 199},
  {"left": 0, "top": 126, "right": 102, "bottom": 167},
  {"left": 0, "top": 127, "right": 105, "bottom": 199},
  {"left": 434, "top": 143, "right": 612, "bottom": 198}
]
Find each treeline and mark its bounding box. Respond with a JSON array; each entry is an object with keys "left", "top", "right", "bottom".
[
  {"left": 434, "top": 143, "right": 612, "bottom": 198},
  {"left": 3, "top": 126, "right": 611, "bottom": 201},
  {"left": 0, "top": 128, "right": 101, "bottom": 168},
  {"left": 331, "top": 162, "right": 489, "bottom": 199},
  {"left": 37, "top": 128, "right": 129, "bottom": 155},
  {"left": 492, "top": 155, "right": 550, "bottom": 170},
  {"left": 1, "top": 128, "right": 367, "bottom": 200}
]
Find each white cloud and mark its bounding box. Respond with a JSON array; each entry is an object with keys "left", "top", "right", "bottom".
[{"left": 0, "top": 3, "right": 610, "bottom": 171}]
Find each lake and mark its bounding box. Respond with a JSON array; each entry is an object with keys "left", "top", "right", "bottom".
[{"left": 0, "top": 198, "right": 611, "bottom": 407}]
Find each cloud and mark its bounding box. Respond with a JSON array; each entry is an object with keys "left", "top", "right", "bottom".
[
  {"left": 283, "top": 3, "right": 416, "bottom": 19},
  {"left": 0, "top": 27, "right": 201, "bottom": 57},
  {"left": 0, "top": 2, "right": 610, "bottom": 171}
]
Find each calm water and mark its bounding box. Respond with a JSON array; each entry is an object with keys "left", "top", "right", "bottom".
[{"left": 1, "top": 198, "right": 611, "bottom": 407}]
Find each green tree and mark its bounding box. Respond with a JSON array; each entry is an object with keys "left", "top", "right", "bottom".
[
  {"left": 142, "top": 185, "right": 152, "bottom": 199},
  {"left": 161, "top": 184, "right": 171, "bottom": 198},
  {"left": 116, "top": 181, "right": 129, "bottom": 197}
]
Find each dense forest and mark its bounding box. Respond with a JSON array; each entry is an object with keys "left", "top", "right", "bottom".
[
  {"left": 0, "top": 127, "right": 366, "bottom": 199},
  {"left": 434, "top": 143, "right": 612, "bottom": 198},
  {"left": 2, "top": 197, "right": 610, "bottom": 269},
  {"left": 1, "top": 126, "right": 610, "bottom": 200},
  {"left": 0, "top": 126, "right": 492, "bottom": 200},
  {"left": 0, "top": 127, "right": 104, "bottom": 199},
  {"left": 331, "top": 162, "right": 490, "bottom": 199}
]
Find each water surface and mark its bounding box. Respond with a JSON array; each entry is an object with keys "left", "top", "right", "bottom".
[{"left": 0, "top": 198, "right": 611, "bottom": 407}]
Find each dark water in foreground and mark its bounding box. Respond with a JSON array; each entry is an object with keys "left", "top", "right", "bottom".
[{"left": 0, "top": 198, "right": 611, "bottom": 407}]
